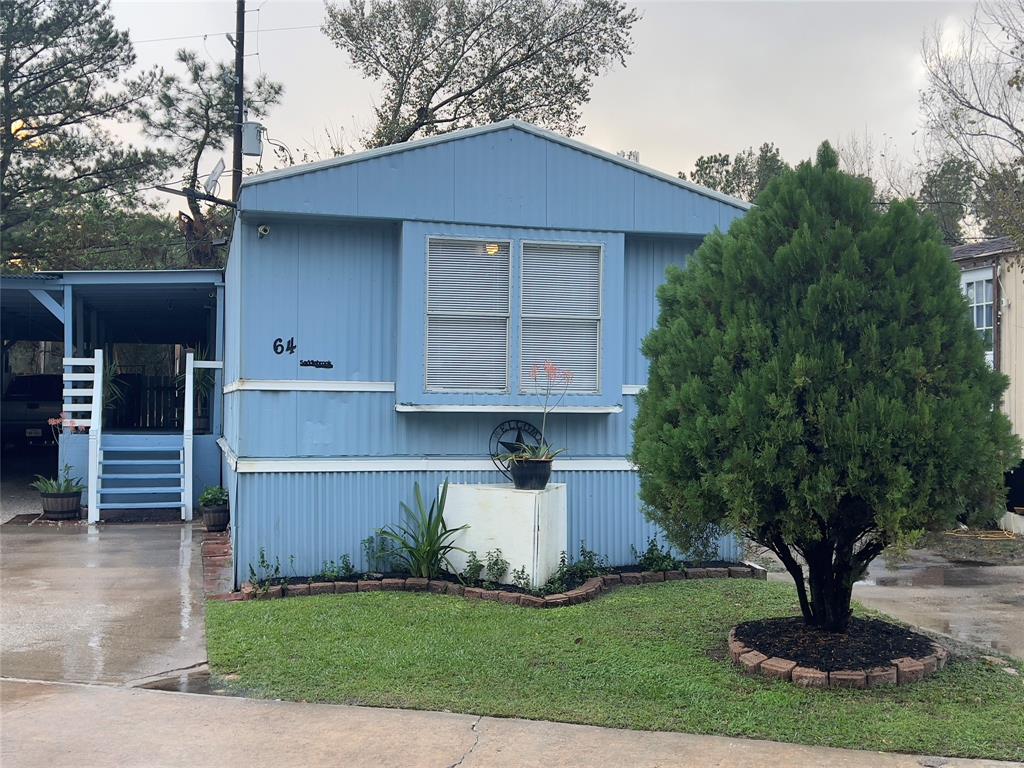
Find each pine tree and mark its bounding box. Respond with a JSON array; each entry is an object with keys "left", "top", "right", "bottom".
[{"left": 632, "top": 143, "right": 1020, "bottom": 632}]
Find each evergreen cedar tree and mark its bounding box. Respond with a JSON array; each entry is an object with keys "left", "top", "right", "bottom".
[{"left": 632, "top": 143, "right": 1020, "bottom": 633}]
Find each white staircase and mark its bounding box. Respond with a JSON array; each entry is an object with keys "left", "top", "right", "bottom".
[{"left": 97, "top": 441, "right": 188, "bottom": 516}]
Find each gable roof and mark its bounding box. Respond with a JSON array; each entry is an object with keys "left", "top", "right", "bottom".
[
  {"left": 241, "top": 119, "right": 751, "bottom": 212},
  {"left": 950, "top": 236, "right": 1019, "bottom": 262}
]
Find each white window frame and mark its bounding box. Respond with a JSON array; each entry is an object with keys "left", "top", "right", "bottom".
[
  {"left": 424, "top": 235, "right": 513, "bottom": 393},
  {"left": 519, "top": 239, "right": 603, "bottom": 395},
  {"left": 960, "top": 266, "right": 995, "bottom": 365}
]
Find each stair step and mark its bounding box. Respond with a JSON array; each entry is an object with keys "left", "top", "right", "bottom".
[
  {"left": 101, "top": 446, "right": 182, "bottom": 453},
  {"left": 97, "top": 501, "right": 186, "bottom": 510},
  {"left": 100, "top": 459, "right": 182, "bottom": 465},
  {"left": 100, "top": 487, "right": 184, "bottom": 495},
  {"left": 100, "top": 473, "right": 184, "bottom": 480}
]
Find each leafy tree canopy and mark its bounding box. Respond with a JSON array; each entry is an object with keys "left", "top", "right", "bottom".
[
  {"left": 0, "top": 0, "right": 171, "bottom": 269},
  {"left": 138, "top": 48, "right": 283, "bottom": 267},
  {"left": 322, "top": 0, "right": 639, "bottom": 147},
  {"left": 633, "top": 143, "right": 1019, "bottom": 632},
  {"left": 681, "top": 142, "right": 789, "bottom": 203}
]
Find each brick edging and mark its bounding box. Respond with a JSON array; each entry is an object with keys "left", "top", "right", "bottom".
[
  {"left": 728, "top": 628, "right": 950, "bottom": 688},
  {"left": 216, "top": 563, "right": 766, "bottom": 607}
]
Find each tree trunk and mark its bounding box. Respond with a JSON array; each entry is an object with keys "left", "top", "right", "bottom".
[{"left": 805, "top": 549, "right": 855, "bottom": 632}]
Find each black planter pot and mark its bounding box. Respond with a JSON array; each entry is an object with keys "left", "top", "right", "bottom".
[
  {"left": 509, "top": 459, "right": 553, "bottom": 490},
  {"left": 202, "top": 503, "right": 230, "bottom": 532},
  {"left": 40, "top": 491, "right": 82, "bottom": 521}
]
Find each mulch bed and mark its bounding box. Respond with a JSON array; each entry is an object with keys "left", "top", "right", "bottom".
[{"left": 733, "top": 616, "right": 935, "bottom": 672}]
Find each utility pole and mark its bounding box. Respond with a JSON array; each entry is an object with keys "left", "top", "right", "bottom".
[{"left": 231, "top": 0, "right": 245, "bottom": 201}]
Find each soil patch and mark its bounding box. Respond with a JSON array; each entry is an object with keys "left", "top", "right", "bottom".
[{"left": 733, "top": 616, "right": 935, "bottom": 671}]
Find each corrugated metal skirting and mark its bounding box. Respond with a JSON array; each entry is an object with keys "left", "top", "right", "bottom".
[{"left": 234, "top": 469, "right": 741, "bottom": 585}]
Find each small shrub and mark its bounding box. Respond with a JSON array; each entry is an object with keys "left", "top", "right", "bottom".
[
  {"left": 536, "top": 542, "right": 610, "bottom": 595},
  {"left": 248, "top": 546, "right": 282, "bottom": 592},
  {"left": 462, "top": 550, "right": 484, "bottom": 583},
  {"left": 199, "top": 485, "right": 228, "bottom": 507},
  {"left": 632, "top": 536, "right": 680, "bottom": 571},
  {"left": 319, "top": 554, "right": 355, "bottom": 581},
  {"left": 362, "top": 531, "right": 397, "bottom": 573},
  {"left": 484, "top": 548, "right": 509, "bottom": 583},
  {"left": 510, "top": 565, "right": 531, "bottom": 590}
]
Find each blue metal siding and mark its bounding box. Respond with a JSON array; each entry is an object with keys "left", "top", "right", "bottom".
[
  {"left": 233, "top": 469, "right": 740, "bottom": 584},
  {"left": 236, "top": 220, "right": 399, "bottom": 382},
  {"left": 623, "top": 235, "right": 697, "bottom": 385},
  {"left": 224, "top": 220, "right": 243, "bottom": 387},
  {"left": 240, "top": 125, "right": 745, "bottom": 236},
  {"left": 236, "top": 391, "right": 641, "bottom": 457}
]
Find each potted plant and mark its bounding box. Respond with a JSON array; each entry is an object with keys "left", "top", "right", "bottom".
[
  {"left": 501, "top": 362, "right": 572, "bottom": 491},
  {"left": 199, "top": 486, "right": 230, "bottom": 532},
  {"left": 30, "top": 464, "right": 85, "bottom": 520}
]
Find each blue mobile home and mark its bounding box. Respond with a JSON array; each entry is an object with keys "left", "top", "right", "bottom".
[{"left": 220, "top": 120, "right": 750, "bottom": 586}]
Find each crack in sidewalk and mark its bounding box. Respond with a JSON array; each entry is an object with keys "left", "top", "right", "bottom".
[{"left": 447, "top": 715, "right": 483, "bottom": 768}]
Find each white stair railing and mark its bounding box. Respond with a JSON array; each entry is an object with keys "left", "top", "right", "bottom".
[
  {"left": 62, "top": 349, "right": 103, "bottom": 524},
  {"left": 183, "top": 352, "right": 194, "bottom": 522}
]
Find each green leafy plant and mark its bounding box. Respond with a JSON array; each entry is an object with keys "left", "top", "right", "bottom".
[
  {"left": 319, "top": 554, "right": 355, "bottom": 581},
  {"left": 199, "top": 485, "right": 228, "bottom": 507},
  {"left": 484, "top": 548, "right": 509, "bottom": 584},
  {"left": 247, "top": 546, "right": 282, "bottom": 592},
  {"left": 462, "top": 550, "right": 484, "bottom": 583},
  {"left": 632, "top": 536, "right": 680, "bottom": 572},
  {"left": 102, "top": 360, "right": 126, "bottom": 412},
  {"left": 30, "top": 464, "right": 85, "bottom": 494},
  {"left": 536, "top": 542, "right": 610, "bottom": 595},
  {"left": 362, "top": 531, "right": 398, "bottom": 573},
  {"left": 510, "top": 565, "right": 531, "bottom": 591},
  {"left": 379, "top": 479, "right": 467, "bottom": 579}
]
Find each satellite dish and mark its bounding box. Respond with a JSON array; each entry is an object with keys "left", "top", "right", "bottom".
[{"left": 204, "top": 158, "right": 225, "bottom": 195}]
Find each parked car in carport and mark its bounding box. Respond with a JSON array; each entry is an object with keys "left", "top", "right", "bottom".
[{"left": 1, "top": 374, "right": 62, "bottom": 447}]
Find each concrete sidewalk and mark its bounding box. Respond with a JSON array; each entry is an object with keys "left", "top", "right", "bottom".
[{"left": 2, "top": 678, "right": 1019, "bottom": 768}]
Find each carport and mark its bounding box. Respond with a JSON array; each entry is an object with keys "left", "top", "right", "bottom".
[{"left": 1, "top": 270, "right": 224, "bottom": 521}]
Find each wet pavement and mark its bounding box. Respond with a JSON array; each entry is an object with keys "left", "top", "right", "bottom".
[
  {"left": 852, "top": 549, "right": 1024, "bottom": 660},
  {"left": 0, "top": 522, "right": 207, "bottom": 685}
]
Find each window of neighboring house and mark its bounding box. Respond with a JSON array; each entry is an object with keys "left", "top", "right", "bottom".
[
  {"left": 520, "top": 241, "right": 602, "bottom": 394},
  {"left": 963, "top": 275, "right": 994, "bottom": 353},
  {"left": 425, "top": 237, "right": 511, "bottom": 392}
]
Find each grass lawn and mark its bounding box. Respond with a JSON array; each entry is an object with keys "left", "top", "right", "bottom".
[{"left": 206, "top": 579, "right": 1024, "bottom": 761}]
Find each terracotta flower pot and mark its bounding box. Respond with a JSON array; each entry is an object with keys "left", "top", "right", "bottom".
[
  {"left": 40, "top": 491, "right": 81, "bottom": 521},
  {"left": 509, "top": 458, "right": 553, "bottom": 490},
  {"left": 202, "top": 503, "right": 230, "bottom": 532}
]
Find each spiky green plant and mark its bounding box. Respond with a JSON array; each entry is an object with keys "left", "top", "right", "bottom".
[{"left": 379, "top": 480, "right": 467, "bottom": 579}]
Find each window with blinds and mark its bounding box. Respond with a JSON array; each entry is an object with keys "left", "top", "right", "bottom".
[
  {"left": 426, "top": 237, "right": 511, "bottom": 391},
  {"left": 520, "top": 242, "right": 601, "bottom": 393}
]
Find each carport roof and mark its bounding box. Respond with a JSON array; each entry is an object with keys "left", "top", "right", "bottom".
[{"left": 1, "top": 269, "right": 223, "bottom": 344}]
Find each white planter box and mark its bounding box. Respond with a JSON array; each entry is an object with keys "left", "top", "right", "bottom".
[
  {"left": 441, "top": 483, "right": 567, "bottom": 589},
  {"left": 999, "top": 509, "right": 1024, "bottom": 535}
]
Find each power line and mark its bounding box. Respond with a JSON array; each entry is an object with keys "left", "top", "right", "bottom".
[{"left": 133, "top": 24, "right": 319, "bottom": 45}]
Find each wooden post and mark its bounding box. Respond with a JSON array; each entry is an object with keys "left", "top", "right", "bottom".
[
  {"left": 183, "top": 352, "right": 195, "bottom": 521},
  {"left": 87, "top": 349, "right": 103, "bottom": 524}
]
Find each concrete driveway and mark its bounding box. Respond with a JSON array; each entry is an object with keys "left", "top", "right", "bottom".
[
  {"left": 0, "top": 522, "right": 206, "bottom": 685},
  {"left": 2, "top": 523, "right": 1019, "bottom": 768}
]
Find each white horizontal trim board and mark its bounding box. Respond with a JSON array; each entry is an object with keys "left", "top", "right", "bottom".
[
  {"left": 223, "top": 379, "right": 396, "bottom": 393},
  {"left": 396, "top": 404, "right": 622, "bottom": 414},
  {"left": 217, "top": 439, "right": 634, "bottom": 474},
  {"left": 222, "top": 380, "right": 644, "bottom": 398},
  {"left": 62, "top": 357, "right": 97, "bottom": 366}
]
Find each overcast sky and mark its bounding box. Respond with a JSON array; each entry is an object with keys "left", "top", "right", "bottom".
[{"left": 110, "top": 0, "right": 974, "bottom": 200}]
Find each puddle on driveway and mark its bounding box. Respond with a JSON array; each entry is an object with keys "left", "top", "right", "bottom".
[
  {"left": 852, "top": 550, "right": 1024, "bottom": 659},
  {"left": 137, "top": 670, "right": 244, "bottom": 696}
]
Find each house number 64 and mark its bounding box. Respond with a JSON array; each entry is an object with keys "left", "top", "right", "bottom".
[{"left": 273, "top": 337, "right": 297, "bottom": 355}]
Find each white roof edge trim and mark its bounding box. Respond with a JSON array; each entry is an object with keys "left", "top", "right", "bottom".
[{"left": 240, "top": 119, "right": 752, "bottom": 211}]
